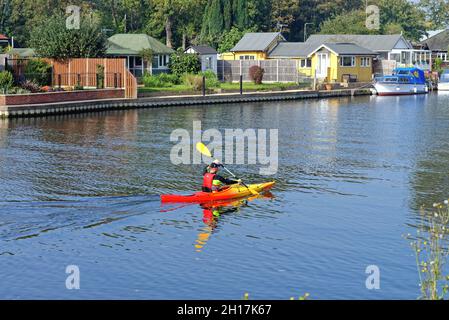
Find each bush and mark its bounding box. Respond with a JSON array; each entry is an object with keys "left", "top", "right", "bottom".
[
  {"left": 24, "top": 59, "right": 52, "bottom": 86},
  {"left": 0, "top": 71, "right": 14, "bottom": 93},
  {"left": 201, "top": 70, "right": 220, "bottom": 88},
  {"left": 183, "top": 74, "right": 204, "bottom": 91},
  {"left": 142, "top": 73, "right": 179, "bottom": 88},
  {"left": 8, "top": 87, "right": 31, "bottom": 94},
  {"left": 168, "top": 51, "right": 201, "bottom": 77},
  {"left": 249, "top": 65, "right": 265, "bottom": 84}
]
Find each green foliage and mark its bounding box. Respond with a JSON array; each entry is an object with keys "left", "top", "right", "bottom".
[
  {"left": 168, "top": 51, "right": 201, "bottom": 77},
  {"left": 182, "top": 73, "right": 204, "bottom": 91},
  {"left": 0, "top": 70, "right": 14, "bottom": 93},
  {"left": 201, "top": 70, "right": 220, "bottom": 88},
  {"left": 433, "top": 58, "right": 444, "bottom": 75},
  {"left": 218, "top": 27, "right": 246, "bottom": 53},
  {"left": 143, "top": 72, "right": 179, "bottom": 88},
  {"left": 319, "top": 10, "right": 378, "bottom": 35},
  {"left": 139, "top": 48, "right": 154, "bottom": 63},
  {"left": 24, "top": 58, "right": 52, "bottom": 86},
  {"left": 30, "top": 14, "right": 107, "bottom": 60},
  {"left": 20, "top": 79, "right": 41, "bottom": 93}
]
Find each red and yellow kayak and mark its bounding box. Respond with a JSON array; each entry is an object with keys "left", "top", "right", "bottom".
[{"left": 161, "top": 181, "right": 275, "bottom": 203}]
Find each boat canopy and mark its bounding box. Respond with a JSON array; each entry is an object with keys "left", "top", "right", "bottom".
[{"left": 393, "top": 67, "right": 426, "bottom": 84}]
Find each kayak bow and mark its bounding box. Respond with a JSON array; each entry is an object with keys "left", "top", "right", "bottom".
[{"left": 161, "top": 181, "right": 275, "bottom": 203}]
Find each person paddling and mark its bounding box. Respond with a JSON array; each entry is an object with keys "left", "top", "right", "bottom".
[{"left": 202, "top": 160, "right": 241, "bottom": 193}]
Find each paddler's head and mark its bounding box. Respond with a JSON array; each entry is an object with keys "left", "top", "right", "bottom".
[{"left": 209, "top": 162, "right": 220, "bottom": 174}]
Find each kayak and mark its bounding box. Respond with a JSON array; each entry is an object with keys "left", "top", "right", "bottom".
[{"left": 161, "top": 181, "right": 275, "bottom": 203}]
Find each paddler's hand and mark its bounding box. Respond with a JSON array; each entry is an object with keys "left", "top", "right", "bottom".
[{"left": 237, "top": 179, "right": 242, "bottom": 184}]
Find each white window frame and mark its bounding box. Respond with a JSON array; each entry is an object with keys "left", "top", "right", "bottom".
[
  {"left": 437, "top": 52, "right": 448, "bottom": 62},
  {"left": 300, "top": 58, "right": 312, "bottom": 68},
  {"left": 340, "top": 56, "right": 356, "bottom": 67},
  {"left": 361, "top": 57, "right": 371, "bottom": 67}
]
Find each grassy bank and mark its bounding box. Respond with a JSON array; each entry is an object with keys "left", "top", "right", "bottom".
[{"left": 138, "top": 82, "right": 306, "bottom": 95}]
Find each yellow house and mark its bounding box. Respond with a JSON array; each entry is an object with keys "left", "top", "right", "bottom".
[
  {"left": 267, "top": 42, "right": 315, "bottom": 77},
  {"left": 307, "top": 43, "right": 376, "bottom": 82},
  {"left": 221, "top": 32, "right": 285, "bottom": 61}
]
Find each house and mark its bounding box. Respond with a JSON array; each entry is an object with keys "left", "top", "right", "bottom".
[
  {"left": 106, "top": 34, "right": 175, "bottom": 77},
  {"left": 185, "top": 45, "right": 218, "bottom": 73},
  {"left": 0, "top": 34, "right": 10, "bottom": 48},
  {"left": 223, "top": 32, "right": 285, "bottom": 60},
  {"left": 307, "top": 43, "right": 377, "bottom": 82},
  {"left": 420, "top": 29, "right": 449, "bottom": 63},
  {"left": 268, "top": 42, "right": 316, "bottom": 77},
  {"left": 306, "top": 34, "right": 432, "bottom": 72}
]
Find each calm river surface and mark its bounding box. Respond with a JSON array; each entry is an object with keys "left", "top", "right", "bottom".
[{"left": 1, "top": 93, "right": 449, "bottom": 299}]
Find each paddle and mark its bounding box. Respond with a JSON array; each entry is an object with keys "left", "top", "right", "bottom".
[{"left": 196, "top": 142, "right": 259, "bottom": 195}]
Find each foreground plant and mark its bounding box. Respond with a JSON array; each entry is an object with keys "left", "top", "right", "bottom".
[{"left": 407, "top": 199, "right": 449, "bottom": 300}]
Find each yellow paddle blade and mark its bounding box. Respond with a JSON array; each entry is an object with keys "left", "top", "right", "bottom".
[{"left": 196, "top": 142, "right": 212, "bottom": 158}]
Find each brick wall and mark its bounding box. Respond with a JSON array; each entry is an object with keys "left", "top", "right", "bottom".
[{"left": 0, "top": 89, "right": 125, "bottom": 106}]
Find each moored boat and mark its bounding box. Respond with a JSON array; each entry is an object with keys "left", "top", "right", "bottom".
[{"left": 374, "top": 67, "right": 429, "bottom": 96}]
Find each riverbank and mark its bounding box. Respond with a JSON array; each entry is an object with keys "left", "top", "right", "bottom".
[{"left": 0, "top": 88, "right": 372, "bottom": 118}]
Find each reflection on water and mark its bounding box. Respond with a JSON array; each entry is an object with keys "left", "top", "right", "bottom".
[{"left": 1, "top": 94, "right": 449, "bottom": 299}]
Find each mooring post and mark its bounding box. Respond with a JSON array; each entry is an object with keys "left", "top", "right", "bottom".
[
  {"left": 240, "top": 75, "right": 243, "bottom": 95},
  {"left": 202, "top": 75, "right": 206, "bottom": 96}
]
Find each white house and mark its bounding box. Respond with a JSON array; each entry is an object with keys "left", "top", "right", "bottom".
[{"left": 185, "top": 45, "right": 218, "bottom": 74}]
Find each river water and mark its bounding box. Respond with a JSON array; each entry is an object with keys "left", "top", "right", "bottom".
[{"left": 1, "top": 93, "right": 449, "bottom": 299}]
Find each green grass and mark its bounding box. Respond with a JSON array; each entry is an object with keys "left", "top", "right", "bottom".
[{"left": 138, "top": 82, "right": 301, "bottom": 94}]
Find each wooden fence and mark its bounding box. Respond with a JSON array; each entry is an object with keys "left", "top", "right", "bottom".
[{"left": 7, "top": 57, "right": 137, "bottom": 99}]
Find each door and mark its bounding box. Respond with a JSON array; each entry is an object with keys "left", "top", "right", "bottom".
[{"left": 316, "top": 53, "right": 329, "bottom": 78}]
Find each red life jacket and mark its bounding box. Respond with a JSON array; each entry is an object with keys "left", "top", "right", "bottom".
[{"left": 203, "top": 173, "right": 216, "bottom": 191}]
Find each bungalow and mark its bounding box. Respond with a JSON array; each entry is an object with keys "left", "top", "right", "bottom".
[
  {"left": 106, "top": 34, "right": 174, "bottom": 77},
  {"left": 268, "top": 42, "right": 315, "bottom": 77},
  {"left": 420, "top": 29, "right": 449, "bottom": 63},
  {"left": 308, "top": 43, "right": 377, "bottom": 82},
  {"left": 223, "top": 32, "right": 285, "bottom": 60},
  {"left": 185, "top": 45, "right": 218, "bottom": 73},
  {"left": 306, "top": 34, "right": 432, "bottom": 72}
]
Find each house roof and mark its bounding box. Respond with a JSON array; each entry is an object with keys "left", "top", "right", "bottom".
[
  {"left": 231, "top": 32, "right": 285, "bottom": 52},
  {"left": 0, "top": 34, "right": 9, "bottom": 41},
  {"left": 268, "top": 42, "right": 316, "bottom": 58},
  {"left": 186, "top": 45, "right": 217, "bottom": 55},
  {"left": 107, "top": 34, "right": 175, "bottom": 55},
  {"left": 306, "top": 34, "right": 410, "bottom": 52},
  {"left": 420, "top": 29, "right": 446, "bottom": 42},
  {"left": 319, "top": 43, "right": 376, "bottom": 55},
  {"left": 420, "top": 29, "right": 449, "bottom": 51}
]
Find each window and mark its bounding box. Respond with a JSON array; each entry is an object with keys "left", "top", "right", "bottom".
[
  {"left": 361, "top": 57, "right": 370, "bottom": 67},
  {"left": 340, "top": 56, "right": 355, "bottom": 67},
  {"left": 205, "top": 57, "right": 212, "bottom": 69},
  {"left": 239, "top": 55, "right": 255, "bottom": 60},
  {"left": 437, "top": 53, "right": 448, "bottom": 62},
  {"left": 152, "top": 56, "right": 159, "bottom": 69},
  {"left": 159, "top": 55, "right": 168, "bottom": 67},
  {"left": 300, "top": 58, "right": 312, "bottom": 68}
]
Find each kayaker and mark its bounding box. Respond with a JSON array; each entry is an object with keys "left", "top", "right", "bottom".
[{"left": 202, "top": 161, "right": 241, "bottom": 193}]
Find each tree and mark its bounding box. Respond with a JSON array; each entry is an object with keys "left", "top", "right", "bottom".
[
  {"left": 200, "top": 0, "right": 224, "bottom": 46},
  {"left": 30, "top": 14, "right": 107, "bottom": 60},
  {"left": 233, "top": 0, "right": 249, "bottom": 30},
  {"left": 168, "top": 50, "right": 201, "bottom": 77},
  {"left": 378, "top": 0, "right": 427, "bottom": 41},
  {"left": 218, "top": 27, "right": 246, "bottom": 53},
  {"left": 270, "top": 0, "right": 300, "bottom": 35},
  {"left": 419, "top": 0, "right": 449, "bottom": 29},
  {"left": 319, "top": 10, "right": 378, "bottom": 35}
]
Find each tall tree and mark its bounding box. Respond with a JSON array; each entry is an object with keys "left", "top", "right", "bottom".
[
  {"left": 233, "top": 0, "right": 249, "bottom": 30},
  {"left": 270, "top": 0, "right": 300, "bottom": 35},
  {"left": 419, "top": 0, "right": 449, "bottom": 29},
  {"left": 319, "top": 10, "right": 378, "bottom": 35}
]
